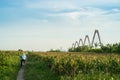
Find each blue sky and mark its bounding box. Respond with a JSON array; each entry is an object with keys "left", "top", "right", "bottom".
[{"left": 0, "top": 0, "right": 120, "bottom": 51}]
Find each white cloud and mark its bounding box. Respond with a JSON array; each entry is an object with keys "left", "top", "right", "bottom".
[
  {"left": 112, "top": 8, "right": 120, "bottom": 12},
  {"left": 64, "top": 7, "right": 107, "bottom": 20},
  {"left": 25, "top": 0, "right": 76, "bottom": 10},
  {"left": 23, "top": 0, "right": 120, "bottom": 9},
  {"left": 1, "top": 0, "right": 120, "bottom": 51},
  {"left": 47, "top": 7, "right": 108, "bottom": 22}
]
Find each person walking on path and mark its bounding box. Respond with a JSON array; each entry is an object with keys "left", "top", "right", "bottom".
[{"left": 20, "top": 51, "right": 27, "bottom": 67}]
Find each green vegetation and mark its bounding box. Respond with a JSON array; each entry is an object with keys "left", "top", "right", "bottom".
[
  {"left": 69, "top": 42, "right": 120, "bottom": 53},
  {"left": 24, "top": 52, "right": 60, "bottom": 80},
  {"left": 1, "top": 43, "right": 120, "bottom": 80},
  {"left": 47, "top": 49, "right": 61, "bottom": 52},
  {"left": 25, "top": 52, "right": 120, "bottom": 80},
  {"left": 0, "top": 51, "right": 21, "bottom": 80}
]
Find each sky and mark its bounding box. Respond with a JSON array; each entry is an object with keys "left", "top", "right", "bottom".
[{"left": 0, "top": 0, "right": 120, "bottom": 51}]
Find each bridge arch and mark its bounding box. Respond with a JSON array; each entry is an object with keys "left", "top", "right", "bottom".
[
  {"left": 91, "top": 29, "right": 102, "bottom": 47},
  {"left": 72, "top": 43, "right": 75, "bottom": 50},
  {"left": 84, "top": 35, "right": 90, "bottom": 47},
  {"left": 71, "top": 29, "right": 102, "bottom": 49},
  {"left": 74, "top": 41, "right": 79, "bottom": 48},
  {"left": 78, "top": 38, "right": 84, "bottom": 47}
]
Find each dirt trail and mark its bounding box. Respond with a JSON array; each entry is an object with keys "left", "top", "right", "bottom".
[{"left": 17, "top": 65, "right": 25, "bottom": 80}]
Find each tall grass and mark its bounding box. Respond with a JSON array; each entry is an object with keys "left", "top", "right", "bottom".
[
  {"left": 24, "top": 52, "right": 60, "bottom": 80},
  {"left": 25, "top": 52, "right": 120, "bottom": 80},
  {"left": 0, "top": 51, "right": 21, "bottom": 80}
]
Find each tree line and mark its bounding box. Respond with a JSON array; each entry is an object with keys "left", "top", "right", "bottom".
[{"left": 68, "top": 42, "right": 120, "bottom": 53}]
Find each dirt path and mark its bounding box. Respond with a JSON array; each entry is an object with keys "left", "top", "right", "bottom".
[{"left": 17, "top": 65, "right": 25, "bottom": 80}]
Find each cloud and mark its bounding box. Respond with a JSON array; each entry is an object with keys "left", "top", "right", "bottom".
[
  {"left": 46, "top": 7, "right": 109, "bottom": 22},
  {"left": 0, "top": 0, "right": 120, "bottom": 51},
  {"left": 23, "top": 0, "right": 120, "bottom": 9},
  {"left": 112, "top": 8, "right": 120, "bottom": 12},
  {"left": 24, "top": 0, "right": 76, "bottom": 10}
]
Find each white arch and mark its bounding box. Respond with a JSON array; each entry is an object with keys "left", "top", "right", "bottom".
[
  {"left": 84, "top": 35, "right": 90, "bottom": 47},
  {"left": 78, "top": 38, "right": 84, "bottom": 47},
  {"left": 91, "top": 29, "right": 102, "bottom": 47},
  {"left": 74, "top": 41, "right": 79, "bottom": 48}
]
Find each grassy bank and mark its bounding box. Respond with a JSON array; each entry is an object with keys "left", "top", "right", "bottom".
[{"left": 0, "top": 51, "right": 21, "bottom": 80}]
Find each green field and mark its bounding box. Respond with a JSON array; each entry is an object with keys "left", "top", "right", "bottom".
[
  {"left": 0, "top": 51, "right": 21, "bottom": 80},
  {"left": 24, "top": 52, "right": 120, "bottom": 80},
  {"left": 1, "top": 51, "right": 120, "bottom": 80}
]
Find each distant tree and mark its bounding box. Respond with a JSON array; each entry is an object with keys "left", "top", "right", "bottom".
[
  {"left": 69, "top": 42, "right": 120, "bottom": 53},
  {"left": 81, "top": 45, "right": 89, "bottom": 52},
  {"left": 94, "top": 42, "right": 98, "bottom": 49},
  {"left": 68, "top": 48, "right": 74, "bottom": 52},
  {"left": 48, "top": 49, "right": 61, "bottom": 52},
  {"left": 18, "top": 49, "right": 23, "bottom": 52},
  {"left": 117, "top": 43, "right": 120, "bottom": 53}
]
